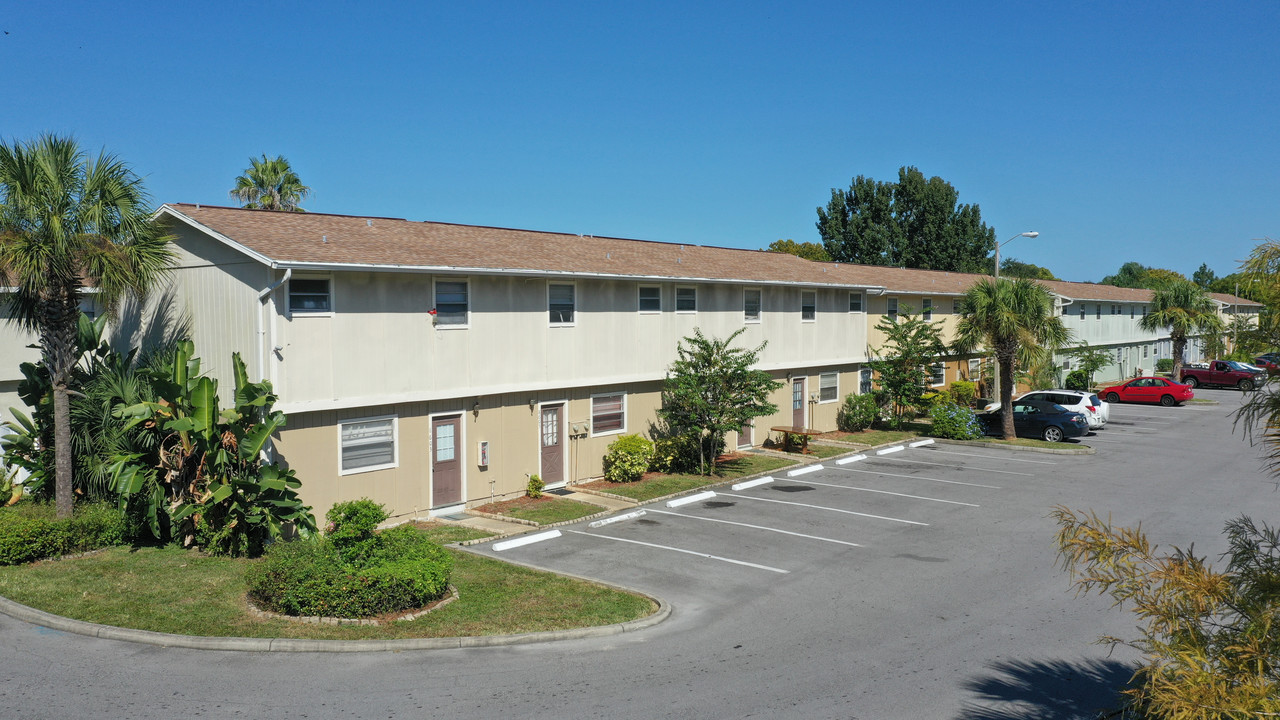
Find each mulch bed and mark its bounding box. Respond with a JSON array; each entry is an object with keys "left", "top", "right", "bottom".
[{"left": 472, "top": 495, "right": 562, "bottom": 515}]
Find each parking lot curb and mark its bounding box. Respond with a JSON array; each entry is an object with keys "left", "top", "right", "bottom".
[
  {"left": 0, "top": 582, "right": 671, "bottom": 653},
  {"left": 934, "top": 438, "right": 1096, "bottom": 455}
]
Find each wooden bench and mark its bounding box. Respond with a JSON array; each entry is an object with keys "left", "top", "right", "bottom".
[{"left": 770, "top": 426, "right": 821, "bottom": 454}]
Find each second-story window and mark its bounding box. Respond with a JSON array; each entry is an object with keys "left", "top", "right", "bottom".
[
  {"left": 922, "top": 298, "right": 932, "bottom": 321},
  {"left": 638, "top": 286, "right": 661, "bottom": 313},
  {"left": 849, "top": 292, "right": 863, "bottom": 313},
  {"left": 676, "top": 287, "right": 697, "bottom": 313},
  {"left": 289, "top": 277, "right": 331, "bottom": 314},
  {"left": 434, "top": 280, "right": 468, "bottom": 326},
  {"left": 1096, "top": 304, "right": 1101, "bottom": 320},
  {"left": 887, "top": 297, "right": 898, "bottom": 321},
  {"left": 549, "top": 283, "right": 575, "bottom": 325},
  {"left": 1130, "top": 305, "right": 1135, "bottom": 319},
  {"left": 801, "top": 291, "right": 816, "bottom": 321},
  {"left": 1079, "top": 304, "right": 1085, "bottom": 319},
  {"left": 744, "top": 288, "right": 761, "bottom": 323}
]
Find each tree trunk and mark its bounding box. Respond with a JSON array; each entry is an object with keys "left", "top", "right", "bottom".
[
  {"left": 999, "top": 348, "right": 1017, "bottom": 440},
  {"left": 1172, "top": 334, "right": 1188, "bottom": 382},
  {"left": 52, "top": 381, "right": 73, "bottom": 519}
]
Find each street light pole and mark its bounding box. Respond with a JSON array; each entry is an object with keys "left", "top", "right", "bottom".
[{"left": 991, "top": 231, "right": 1039, "bottom": 401}]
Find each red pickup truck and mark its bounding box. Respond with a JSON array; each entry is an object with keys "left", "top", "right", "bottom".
[{"left": 1180, "top": 360, "right": 1267, "bottom": 390}]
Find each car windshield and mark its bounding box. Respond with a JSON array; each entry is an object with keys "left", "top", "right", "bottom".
[{"left": 1225, "top": 361, "right": 1254, "bottom": 372}]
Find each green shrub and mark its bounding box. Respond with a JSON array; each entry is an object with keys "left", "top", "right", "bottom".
[
  {"left": 0, "top": 502, "right": 127, "bottom": 565},
  {"left": 1064, "top": 369, "right": 1089, "bottom": 391},
  {"left": 603, "top": 434, "right": 655, "bottom": 482},
  {"left": 928, "top": 402, "right": 983, "bottom": 440},
  {"left": 648, "top": 433, "right": 717, "bottom": 474},
  {"left": 526, "top": 474, "right": 544, "bottom": 499},
  {"left": 947, "top": 380, "right": 977, "bottom": 407},
  {"left": 247, "top": 525, "right": 453, "bottom": 618},
  {"left": 836, "top": 393, "right": 878, "bottom": 432},
  {"left": 325, "top": 499, "right": 388, "bottom": 566},
  {"left": 1156, "top": 358, "right": 1174, "bottom": 373}
]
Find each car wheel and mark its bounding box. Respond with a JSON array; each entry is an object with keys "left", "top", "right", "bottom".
[
  {"left": 1184, "top": 376, "right": 1198, "bottom": 388},
  {"left": 1160, "top": 394, "right": 1176, "bottom": 407},
  {"left": 1106, "top": 392, "right": 1120, "bottom": 403},
  {"left": 1239, "top": 379, "right": 1255, "bottom": 391},
  {"left": 1042, "top": 426, "right": 1063, "bottom": 443}
]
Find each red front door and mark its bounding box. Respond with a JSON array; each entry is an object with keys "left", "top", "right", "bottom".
[
  {"left": 431, "top": 415, "right": 462, "bottom": 507},
  {"left": 792, "top": 378, "right": 806, "bottom": 428},
  {"left": 540, "top": 404, "right": 564, "bottom": 486}
]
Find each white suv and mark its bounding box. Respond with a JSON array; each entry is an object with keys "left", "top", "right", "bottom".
[{"left": 1016, "top": 390, "right": 1108, "bottom": 430}]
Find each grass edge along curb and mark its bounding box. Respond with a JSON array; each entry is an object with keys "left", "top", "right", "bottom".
[
  {"left": 0, "top": 579, "right": 671, "bottom": 653},
  {"left": 933, "top": 438, "right": 1096, "bottom": 455}
]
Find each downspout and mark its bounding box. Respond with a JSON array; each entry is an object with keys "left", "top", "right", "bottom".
[{"left": 257, "top": 268, "right": 291, "bottom": 383}]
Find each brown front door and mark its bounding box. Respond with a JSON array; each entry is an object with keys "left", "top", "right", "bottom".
[
  {"left": 792, "top": 378, "right": 806, "bottom": 428},
  {"left": 540, "top": 404, "right": 564, "bottom": 486},
  {"left": 738, "top": 422, "right": 753, "bottom": 449},
  {"left": 431, "top": 415, "right": 462, "bottom": 506}
]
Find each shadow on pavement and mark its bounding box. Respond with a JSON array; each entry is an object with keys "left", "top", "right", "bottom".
[{"left": 954, "top": 657, "right": 1137, "bottom": 720}]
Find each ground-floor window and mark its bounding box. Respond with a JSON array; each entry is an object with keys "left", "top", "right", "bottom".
[
  {"left": 339, "top": 416, "right": 397, "bottom": 473},
  {"left": 819, "top": 372, "right": 838, "bottom": 402},
  {"left": 930, "top": 362, "right": 946, "bottom": 387},
  {"left": 591, "top": 393, "right": 625, "bottom": 435},
  {"left": 860, "top": 368, "right": 873, "bottom": 394}
]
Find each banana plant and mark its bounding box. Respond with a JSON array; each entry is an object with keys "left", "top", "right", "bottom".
[{"left": 113, "top": 343, "right": 315, "bottom": 555}]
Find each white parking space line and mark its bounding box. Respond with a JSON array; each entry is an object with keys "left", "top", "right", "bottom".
[
  {"left": 918, "top": 448, "right": 1057, "bottom": 465},
  {"left": 832, "top": 465, "right": 1002, "bottom": 489},
  {"left": 792, "top": 479, "right": 980, "bottom": 507},
  {"left": 647, "top": 509, "right": 864, "bottom": 547},
  {"left": 566, "top": 529, "right": 789, "bottom": 573},
  {"left": 721, "top": 492, "right": 929, "bottom": 525},
  {"left": 872, "top": 455, "right": 1035, "bottom": 477}
]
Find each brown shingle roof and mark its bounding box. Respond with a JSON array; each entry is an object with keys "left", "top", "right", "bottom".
[{"left": 159, "top": 204, "right": 1263, "bottom": 306}]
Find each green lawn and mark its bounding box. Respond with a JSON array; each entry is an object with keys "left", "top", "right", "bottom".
[
  {"left": 971, "top": 436, "right": 1091, "bottom": 449},
  {"left": 0, "top": 535, "right": 656, "bottom": 640},
  {"left": 497, "top": 497, "right": 604, "bottom": 525},
  {"left": 794, "top": 443, "right": 853, "bottom": 459},
  {"left": 823, "top": 423, "right": 929, "bottom": 447},
  {"left": 592, "top": 454, "right": 794, "bottom": 502}
]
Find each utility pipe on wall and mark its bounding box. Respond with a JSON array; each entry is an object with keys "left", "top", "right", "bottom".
[{"left": 257, "top": 268, "right": 292, "bottom": 383}]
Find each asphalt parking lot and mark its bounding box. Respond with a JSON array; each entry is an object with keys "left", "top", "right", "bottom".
[{"left": 1, "top": 386, "right": 1273, "bottom": 719}]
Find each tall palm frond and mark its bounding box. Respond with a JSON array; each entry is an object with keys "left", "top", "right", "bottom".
[
  {"left": 1139, "top": 280, "right": 1224, "bottom": 381},
  {"left": 953, "top": 277, "right": 1072, "bottom": 439},
  {"left": 229, "top": 155, "right": 311, "bottom": 212},
  {"left": 0, "top": 134, "right": 174, "bottom": 518}
]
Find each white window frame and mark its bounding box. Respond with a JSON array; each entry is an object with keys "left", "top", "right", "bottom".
[
  {"left": 548, "top": 281, "right": 576, "bottom": 327},
  {"left": 288, "top": 275, "right": 334, "bottom": 317},
  {"left": 743, "top": 287, "right": 762, "bottom": 324},
  {"left": 338, "top": 415, "right": 398, "bottom": 475},
  {"left": 638, "top": 285, "right": 661, "bottom": 314},
  {"left": 886, "top": 297, "right": 898, "bottom": 321},
  {"left": 859, "top": 367, "right": 874, "bottom": 394},
  {"left": 801, "top": 290, "right": 817, "bottom": 323},
  {"left": 433, "top": 278, "right": 470, "bottom": 329},
  {"left": 922, "top": 297, "right": 933, "bottom": 321},
  {"left": 676, "top": 286, "right": 697, "bottom": 314},
  {"left": 929, "top": 362, "right": 946, "bottom": 387},
  {"left": 848, "top": 292, "right": 864, "bottom": 313},
  {"left": 590, "top": 392, "right": 626, "bottom": 437},
  {"left": 1096, "top": 304, "right": 1102, "bottom": 320},
  {"left": 818, "top": 372, "right": 839, "bottom": 403},
  {"left": 968, "top": 358, "right": 981, "bottom": 380}
]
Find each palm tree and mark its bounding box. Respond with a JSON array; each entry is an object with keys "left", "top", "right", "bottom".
[
  {"left": 0, "top": 135, "right": 173, "bottom": 519},
  {"left": 1139, "top": 280, "right": 1224, "bottom": 382},
  {"left": 229, "top": 155, "right": 311, "bottom": 211},
  {"left": 953, "top": 277, "right": 1071, "bottom": 440}
]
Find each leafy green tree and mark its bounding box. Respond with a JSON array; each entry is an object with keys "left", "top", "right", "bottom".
[
  {"left": 1139, "top": 280, "right": 1225, "bottom": 382},
  {"left": 659, "top": 328, "right": 782, "bottom": 474},
  {"left": 1099, "top": 262, "right": 1187, "bottom": 290},
  {"left": 953, "top": 277, "right": 1071, "bottom": 439},
  {"left": 764, "top": 238, "right": 830, "bottom": 262},
  {"left": 816, "top": 166, "right": 995, "bottom": 272},
  {"left": 1063, "top": 341, "right": 1111, "bottom": 387},
  {"left": 867, "top": 306, "right": 947, "bottom": 427},
  {"left": 1054, "top": 509, "right": 1280, "bottom": 718},
  {"left": 998, "top": 257, "right": 1058, "bottom": 280},
  {"left": 1193, "top": 262, "right": 1218, "bottom": 289},
  {"left": 229, "top": 154, "right": 311, "bottom": 212},
  {"left": 1144, "top": 268, "right": 1189, "bottom": 289},
  {"left": 0, "top": 135, "right": 173, "bottom": 519}
]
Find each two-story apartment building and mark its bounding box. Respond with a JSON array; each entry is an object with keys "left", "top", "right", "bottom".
[{"left": 8, "top": 203, "right": 1257, "bottom": 522}]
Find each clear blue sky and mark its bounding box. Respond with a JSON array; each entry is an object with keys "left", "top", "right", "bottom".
[{"left": 4, "top": 1, "right": 1277, "bottom": 283}]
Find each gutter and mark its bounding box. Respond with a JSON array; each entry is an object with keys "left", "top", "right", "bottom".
[{"left": 257, "top": 269, "right": 292, "bottom": 383}]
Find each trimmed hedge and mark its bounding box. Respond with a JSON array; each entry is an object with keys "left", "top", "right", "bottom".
[
  {"left": 0, "top": 502, "right": 127, "bottom": 565},
  {"left": 247, "top": 525, "right": 453, "bottom": 618},
  {"left": 603, "top": 434, "right": 655, "bottom": 482},
  {"left": 928, "top": 402, "right": 983, "bottom": 440}
]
